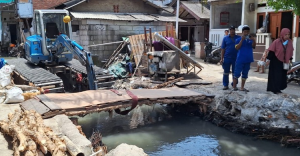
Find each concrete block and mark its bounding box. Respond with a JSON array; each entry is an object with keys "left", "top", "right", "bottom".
[
  {"left": 80, "top": 25, "right": 87, "bottom": 30},
  {"left": 87, "top": 31, "right": 94, "bottom": 35},
  {"left": 92, "top": 25, "right": 106, "bottom": 31},
  {"left": 82, "top": 41, "right": 89, "bottom": 46},
  {"left": 132, "top": 26, "right": 145, "bottom": 31},
  {"left": 81, "top": 20, "right": 87, "bottom": 25},
  {"left": 87, "top": 19, "right": 101, "bottom": 25},
  {"left": 72, "top": 36, "right": 79, "bottom": 41},
  {"left": 114, "top": 35, "right": 120, "bottom": 41},
  {"left": 72, "top": 32, "right": 79, "bottom": 37},
  {"left": 100, "top": 20, "right": 115, "bottom": 25},
  {"left": 114, "top": 21, "right": 127, "bottom": 26},
  {"left": 120, "top": 26, "right": 133, "bottom": 31},
  {"left": 79, "top": 30, "right": 88, "bottom": 36},
  {"left": 108, "top": 26, "right": 120, "bottom": 30},
  {"left": 156, "top": 26, "right": 166, "bottom": 31},
  {"left": 81, "top": 36, "right": 89, "bottom": 41}
]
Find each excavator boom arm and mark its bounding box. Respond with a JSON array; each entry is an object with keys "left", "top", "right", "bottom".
[{"left": 51, "top": 34, "right": 97, "bottom": 90}]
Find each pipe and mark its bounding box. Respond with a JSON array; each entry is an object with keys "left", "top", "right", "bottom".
[
  {"left": 176, "top": 0, "right": 180, "bottom": 39},
  {"left": 87, "top": 41, "right": 124, "bottom": 47}
]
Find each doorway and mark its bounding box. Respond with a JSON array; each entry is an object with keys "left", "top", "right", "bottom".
[
  {"left": 269, "top": 12, "right": 281, "bottom": 39},
  {"left": 189, "top": 27, "right": 195, "bottom": 51},
  {"left": 9, "top": 24, "right": 17, "bottom": 44},
  {"left": 180, "top": 27, "right": 188, "bottom": 41},
  {"left": 281, "top": 12, "right": 293, "bottom": 39},
  {"left": 269, "top": 11, "right": 293, "bottom": 40}
]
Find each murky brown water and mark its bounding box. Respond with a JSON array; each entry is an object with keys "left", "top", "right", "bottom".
[{"left": 77, "top": 105, "right": 300, "bottom": 156}]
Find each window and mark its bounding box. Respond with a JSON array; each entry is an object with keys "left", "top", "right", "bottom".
[
  {"left": 72, "top": 25, "right": 79, "bottom": 32},
  {"left": 257, "top": 3, "right": 266, "bottom": 7}
]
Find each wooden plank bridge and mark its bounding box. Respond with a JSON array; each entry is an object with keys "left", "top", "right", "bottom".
[{"left": 20, "top": 88, "right": 214, "bottom": 118}]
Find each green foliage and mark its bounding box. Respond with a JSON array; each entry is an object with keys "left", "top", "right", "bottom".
[{"left": 266, "top": 0, "right": 300, "bottom": 15}]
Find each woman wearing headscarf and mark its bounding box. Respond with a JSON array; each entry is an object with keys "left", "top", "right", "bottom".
[{"left": 267, "top": 28, "right": 294, "bottom": 94}]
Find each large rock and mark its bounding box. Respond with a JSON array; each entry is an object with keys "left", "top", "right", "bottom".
[{"left": 106, "top": 143, "right": 148, "bottom": 156}]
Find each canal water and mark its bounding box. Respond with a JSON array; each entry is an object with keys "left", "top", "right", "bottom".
[{"left": 77, "top": 105, "right": 300, "bottom": 156}]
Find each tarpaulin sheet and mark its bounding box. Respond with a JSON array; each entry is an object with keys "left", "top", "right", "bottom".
[{"left": 0, "top": 0, "right": 14, "bottom": 3}]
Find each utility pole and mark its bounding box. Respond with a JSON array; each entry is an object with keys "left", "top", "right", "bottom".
[{"left": 175, "top": 0, "right": 180, "bottom": 39}]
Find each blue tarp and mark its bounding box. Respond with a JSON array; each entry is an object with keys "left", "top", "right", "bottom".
[{"left": 0, "top": 0, "right": 14, "bottom": 3}]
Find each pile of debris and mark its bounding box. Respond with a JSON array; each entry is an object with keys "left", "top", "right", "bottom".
[
  {"left": 0, "top": 109, "right": 67, "bottom": 156},
  {"left": 189, "top": 85, "right": 300, "bottom": 146},
  {"left": 112, "top": 76, "right": 184, "bottom": 90},
  {"left": 0, "top": 63, "right": 48, "bottom": 104}
]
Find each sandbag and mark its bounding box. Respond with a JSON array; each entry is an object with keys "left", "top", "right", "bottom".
[
  {"left": 0, "top": 65, "right": 15, "bottom": 87},
  {"left": 4, "top": 87, "right": 24, "bottom": 104}
]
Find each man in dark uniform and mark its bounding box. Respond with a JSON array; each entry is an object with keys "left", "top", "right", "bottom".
[{"left": 220, "top": 26, "right": 240, "bottom": 90}]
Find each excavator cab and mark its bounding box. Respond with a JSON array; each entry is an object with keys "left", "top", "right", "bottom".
[{"left": 25, "top": 10, "right": 73, "bottom": 65}]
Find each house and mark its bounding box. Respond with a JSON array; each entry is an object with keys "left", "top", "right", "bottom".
[
  {"left": 0, "top": 0, "right": 68, "bottom": 52},
  {"left": 53, "top": 0, "right": 186, "bottom": 64},
  {"left": 175, "top": 1, "right": 210, "bottom": 51},
  {"left": 209, "top": 0, "right": 300, "bottom": 66}
]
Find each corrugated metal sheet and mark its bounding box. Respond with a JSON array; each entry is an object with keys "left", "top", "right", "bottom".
[
  {"left": 150, "top": 14, "right": 186, "bottom": 22},
  {"left": 70, "top": 12, "right": 186, "bottom": 22},
  {"left": 140, "top": 0, "right": 173, "bottom": 14},
  {"left": 181, "top": 1, "right": 210, "bottom": 20}
]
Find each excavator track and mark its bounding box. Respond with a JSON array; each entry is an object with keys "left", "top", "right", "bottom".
[
  {"left": 7, "top": 58, "right": 115, "bottom": 92},
  {"left": 6, "top": 58, "right": 64, "bottom": 93},
  {"left": 64, "top": 59, "right": 115, "bottom": 89}
]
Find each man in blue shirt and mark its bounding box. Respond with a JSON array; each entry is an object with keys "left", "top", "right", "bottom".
[
  {"left": 220, "top": 26, "right": 240, "bottom": 90},
  {"left": 232, "top": 25, "right": 256, "bottom": 92}
]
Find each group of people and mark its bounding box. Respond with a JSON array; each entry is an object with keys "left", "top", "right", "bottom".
[{"left": 220, "top": 25, "right": 294, "bottom": 94}]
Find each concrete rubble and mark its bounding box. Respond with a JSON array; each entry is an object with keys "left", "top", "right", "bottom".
[
  {"left": 187, "top": 84, "right": 300, "bottom": 146},
  {"left": 105, "top": 143, "right": 148, "bottom": 156}
]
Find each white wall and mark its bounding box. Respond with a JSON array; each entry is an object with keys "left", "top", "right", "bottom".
[
  {"left": 242, "top": 0, "right": 256, "bottom": 33},
  {"left": 212, "top": 3, "right": 242, "bottom": 29}
]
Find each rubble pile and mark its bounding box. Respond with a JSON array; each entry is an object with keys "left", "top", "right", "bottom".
[
  {"left": 189, "top": 85, "right": 300, "bottom": 146},
  {"left": 0, "top": 109, "right": 68, "bottom": 156},
  {"left": 0, "top": 63, "right": 47, "bottom": 104}
]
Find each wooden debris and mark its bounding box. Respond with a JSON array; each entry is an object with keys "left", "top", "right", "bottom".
[
  {"left": 0, "top": 109, "right": 67, "bottom": 156},
  {"left": 76, "top": 125, "right": 86, "bottom": 137},
  {"left": 90, "top": 131, "right": 107, "bottom": 156},
  {"left": 152, "top": 77, "right": 184, "bottom": 89}
]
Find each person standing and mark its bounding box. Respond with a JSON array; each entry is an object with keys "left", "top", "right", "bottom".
[
  {"left": 220, "top": 26, "right": 240, "bottom": 90},
  {"left": 232, "top": 25, "right": 256, "bottom": 92},
  {"left": 224, "top": 30, "right": 229, "bottom": 37},
  {"left": 267, "top": 28, "right": 294, "bottom": 94}
]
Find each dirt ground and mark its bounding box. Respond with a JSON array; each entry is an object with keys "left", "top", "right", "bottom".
[{"left": 193, "top": 57, "right": 300, "bottom": 98}]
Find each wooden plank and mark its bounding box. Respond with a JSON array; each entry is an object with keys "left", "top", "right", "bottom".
[
  {"left": 20, "top": 99, "right": 51, "bottom": 115},
  {"left": 129, "top": 36, "right": 138, "bottom": 64},
  {"left": 43, "top": 90, "right": 132, "bottom": 110},
  {"left": 37, "top": 94, "right": 63, "bottom": 110}
]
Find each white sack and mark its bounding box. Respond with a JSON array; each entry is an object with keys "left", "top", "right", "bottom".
[{"left": 4, "top": 87, "right": 24, "bottom": 104}]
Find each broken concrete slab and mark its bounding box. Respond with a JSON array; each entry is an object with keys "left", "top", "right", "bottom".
[{"left": 44, "top": 115, "right": 92, "bottom": 155}]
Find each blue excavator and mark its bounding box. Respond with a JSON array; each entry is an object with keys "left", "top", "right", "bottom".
[{"left": 7, "top": 10, "right": 114, "bottom": 92}]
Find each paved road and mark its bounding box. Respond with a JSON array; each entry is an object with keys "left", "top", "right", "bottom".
[{"left": 193, "top": 57, "right": 300, "bottom": 98}]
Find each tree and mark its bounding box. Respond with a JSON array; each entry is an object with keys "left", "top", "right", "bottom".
[{"left": 266, "top": 0, "right": 300, "bottom": 15}]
